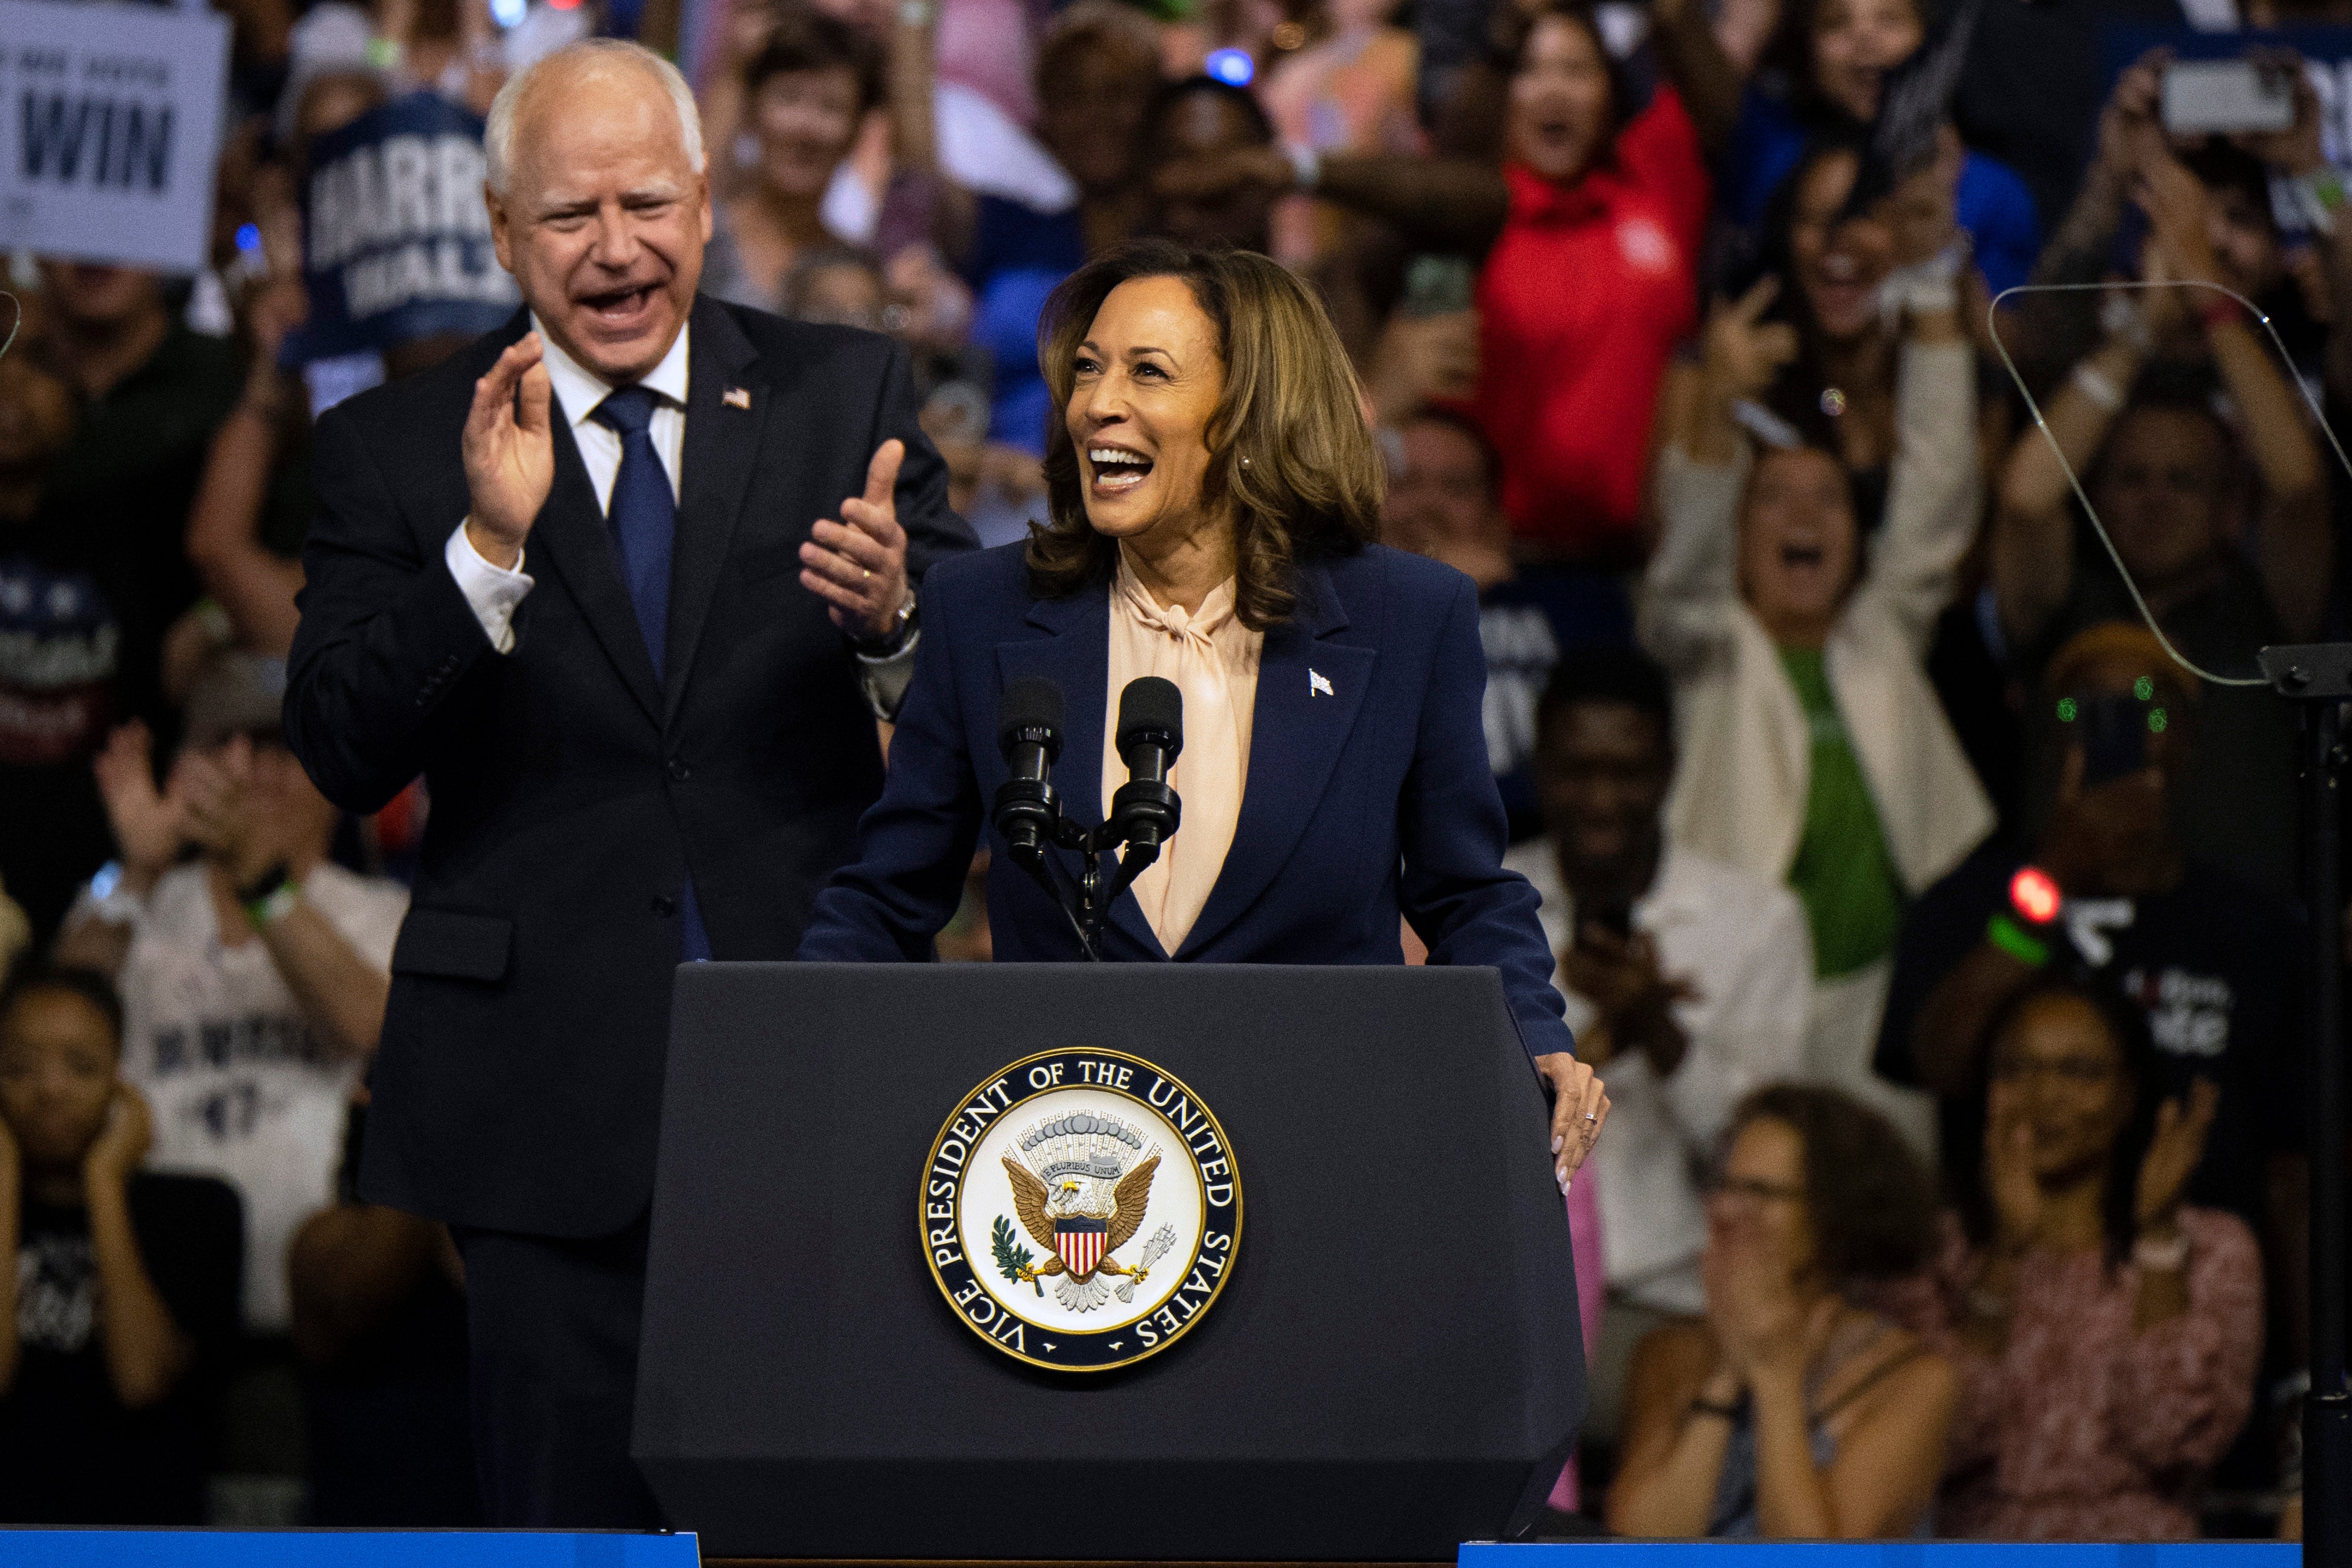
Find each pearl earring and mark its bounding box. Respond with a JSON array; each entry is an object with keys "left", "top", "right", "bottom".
[{"left": 1239, "top": 455, "right": 1252, "bottom": 469}]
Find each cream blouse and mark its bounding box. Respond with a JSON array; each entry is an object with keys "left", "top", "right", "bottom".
[{"left": 1101, "top": 548, "right": 1263, "bottom": 955}]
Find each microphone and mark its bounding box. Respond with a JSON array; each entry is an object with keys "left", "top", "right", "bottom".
[
  {"left": 992, "top": 676, "right": 1065, "bottom": 859},
  {"left": 1110, "top": 676, "right": 1182, "bottom": 853}
]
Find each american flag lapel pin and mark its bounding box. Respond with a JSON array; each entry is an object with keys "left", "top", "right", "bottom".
[
  {"left": 1310, "top": 669, "right": 1333, "bottom": 697},
  {"left": 723, "top": 386, "right": 752, "bottom": 410}
]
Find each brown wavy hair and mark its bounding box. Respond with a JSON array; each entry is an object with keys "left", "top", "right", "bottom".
[
  {"left": 1717, "top": 1083, "right": 1937, "bottom": 1289},
  {"left": 1026, "top": 241, "right": 1382, "bottom": 628}
]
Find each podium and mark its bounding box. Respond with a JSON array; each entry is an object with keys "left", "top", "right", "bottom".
[{"left": 632, "top": 964, "right": 1584, "bottom": 1560}]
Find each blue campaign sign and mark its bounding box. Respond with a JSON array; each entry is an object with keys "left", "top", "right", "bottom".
[
  {"left": 297, "top": 91, "right": 520, "bottom": 359},
  {"left": 0, "top": 1530, "right": 699, "bottom": 1568}
]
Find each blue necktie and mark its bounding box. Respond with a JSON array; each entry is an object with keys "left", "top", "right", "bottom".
[
  {"left": 589, "top": 385, "right": 674, "bottom": 682},
  {"left": 591, "top": 386, "right": 709, "bottom": 961}
]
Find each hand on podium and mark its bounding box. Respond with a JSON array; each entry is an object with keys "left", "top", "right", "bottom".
[{"left": 1535, "top": 1051, "right": 1609, "bottom": 1193}]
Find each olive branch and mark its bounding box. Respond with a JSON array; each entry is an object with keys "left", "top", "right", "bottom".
[{"left": 991, "top": 1215, "right": 1041, "bottom": 1296}]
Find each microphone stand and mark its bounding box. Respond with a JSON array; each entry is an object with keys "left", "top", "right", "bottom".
[
  {"left": 2258, "top": 644, "right": 2348, "bottom": 1568},
  {"left": 992, "top": 789, "right": 1179, "bottom": 962}
]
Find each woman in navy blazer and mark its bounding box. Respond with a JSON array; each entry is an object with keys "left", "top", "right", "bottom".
[{"left": 799, "top": 241, "right": 1609, "bottom": 1189}]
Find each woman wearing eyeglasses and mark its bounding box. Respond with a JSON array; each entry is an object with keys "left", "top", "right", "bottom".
[
  {"left": 1901, "top": 972, "right": 2260, "bottom": 1540},
  {"left": 1606, "top": 1084, "right": 1955, "bottom": 1537}
]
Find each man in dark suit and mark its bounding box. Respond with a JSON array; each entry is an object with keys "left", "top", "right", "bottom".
[{"left": 282, "top": 39, "right": 972, "bottom": 1526}]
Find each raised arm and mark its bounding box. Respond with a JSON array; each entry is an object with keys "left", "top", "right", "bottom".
[
  {"left": 1650, "top": 0, "right": 1746, "bottom": 158},
  {"left": 1638, "top": 279, "right": 1794, "bottom": 673},
  {"left": 1152, "top": 145, "right": 1511, "bottom": 259},
  {"left": 2144, "top": 155, "right": 2331, "bottom": 639},
  {"left": 2001, "top": 50, "right": 2167, "bottom": 388},
  {"left": 1857, "top": 152, "right": 1981, "bottom": 656},
  {"left": 185, "top": 279, "right": 308, "bottom": 656},
  {"left": 54, "top": 723, "right": 190, "bottom": 977},
  {"left": 1990, "top": 310, "right": 2142, "bottom": 653}
]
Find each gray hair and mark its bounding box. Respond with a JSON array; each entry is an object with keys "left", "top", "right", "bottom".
[{"left": 484, "top": 39, "right": 707, "bottom": 198}]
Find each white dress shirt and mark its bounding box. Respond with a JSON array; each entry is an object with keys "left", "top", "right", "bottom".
[
  {"left": 1505, "top": 838, "right": 1813, "bottom": 1313},
  {"left": 443, "top": 318, "right": 920, "bottom": 710},
  {"left": 447, "top": 317, "right": 687, "bottom": 653}
]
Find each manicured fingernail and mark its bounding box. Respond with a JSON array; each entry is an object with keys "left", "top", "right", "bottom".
[{"left": 1551, "top": 1135, "right": 1564, "bottom": 1153}]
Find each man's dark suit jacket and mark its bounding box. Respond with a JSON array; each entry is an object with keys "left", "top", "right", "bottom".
[
  {"left": 285, "top": 296, "right": 975, "bottom": 1237},
  {"left": 797, "top": 541, "right": 1576, "bottom": 1060}
]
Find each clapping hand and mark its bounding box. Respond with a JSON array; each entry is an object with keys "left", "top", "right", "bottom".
[
  {"left": 2137, "top": 1077, "right": 2220, "bottom": 1235},
  {"left": 178, "top": 736, "right": 278, "bottom": 887},
  {"left": 462, "top": 333, "right": 555, "bottom": 571},
  {"left": 1983, "top": 1078, "right": 2044, "bottom": 1252},
  {"left": 92, "top": 722, "right": 187, "bottom": 880},
  {"left": 1705, "top": 1229, "right": 1832, "bottom": 1383},
  {"left": 801, "top": 439, "right": 912, "bottom": 641},
  {"left": 1559, "top": 924, "right": 1697, "bottom": 1073}
]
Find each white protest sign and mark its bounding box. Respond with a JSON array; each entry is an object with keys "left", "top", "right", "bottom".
[{"left": 0, "top": 0, "right": 232, "bottom": 272}]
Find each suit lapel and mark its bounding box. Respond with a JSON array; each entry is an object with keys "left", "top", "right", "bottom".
[
  {"left": 995, "top": 579, "right": 1168, "bottom": 960},
  {"left": 1175, "top": 560, "right": 1374, "bottom": 959},
  {"left": 665, "top": 298, "right": 765, "bottom": 721},
  {"left": 528, "top": 387, "right": 665, "bottom": 725}
]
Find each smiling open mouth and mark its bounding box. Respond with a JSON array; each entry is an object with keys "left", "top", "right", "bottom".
[
  {"left": 1089, "top": 446, "right": 1153, "bottom": 492},
  {"left": 1781, "top": 544, "right": 1825, "bottom": 569},
  {"left": 579, "top": 282, "right": 659, "bottom": 326}
]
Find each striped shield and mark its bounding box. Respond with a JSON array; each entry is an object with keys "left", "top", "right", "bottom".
[{"left": 1054, "top": 1216, "right": 1108, "bottom": 1277}]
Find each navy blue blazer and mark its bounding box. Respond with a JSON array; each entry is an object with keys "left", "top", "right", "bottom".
[{"left": 797, "top": 541, "right": 1576, "bottom": 1059}]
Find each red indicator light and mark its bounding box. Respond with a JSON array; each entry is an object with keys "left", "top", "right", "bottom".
[{"left": 2010, "top": 866, "right": 2061, "bottom": 925}]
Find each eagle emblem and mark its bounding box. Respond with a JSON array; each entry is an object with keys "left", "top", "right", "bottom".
[{"left": 998, "top": 1110, "right": 1177, "bottom": 1312}]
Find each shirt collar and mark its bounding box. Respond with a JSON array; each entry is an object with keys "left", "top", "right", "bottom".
[{"left": 527, "top": 314, "right": 692, "bottom": 429}]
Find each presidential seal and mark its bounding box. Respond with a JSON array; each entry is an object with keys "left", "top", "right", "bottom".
[{"left": 921, "top": 1048, "right": 1241, "bottom": 1371}]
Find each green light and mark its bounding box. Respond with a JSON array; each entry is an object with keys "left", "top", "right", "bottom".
[
  {"left": 2149, "top": 708, "right": 2168, "bottom": 733},
  {"left": 2134, "top": 676, "right": 2154, "bottom": 701},
  {"left": 2057, "top": 697, "right": 2078, "bottom": 722}
]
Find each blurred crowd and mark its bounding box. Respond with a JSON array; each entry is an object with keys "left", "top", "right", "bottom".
[{"left": 0, "top": 0, "right": 2346, "bottom": 1538}]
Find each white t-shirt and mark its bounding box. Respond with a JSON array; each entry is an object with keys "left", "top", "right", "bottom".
[
  {"left": 1506, "top": 839, "right": 1813, "bottom": 1314},
  {"left": 114, "top": 862, "right": 408, "bottom": 1333}
]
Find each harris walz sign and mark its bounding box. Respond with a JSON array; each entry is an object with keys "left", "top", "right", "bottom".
[{"left": 298, "top": 91, "right": 518, "bottom": 359}]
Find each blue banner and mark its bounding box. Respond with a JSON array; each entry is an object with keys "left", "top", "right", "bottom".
[
  {"left": 0, "top": 1532, "right": 697, "bottom": 1567},
  {"left": 296, "top": 91, "right": 519, "bottom": 360}
]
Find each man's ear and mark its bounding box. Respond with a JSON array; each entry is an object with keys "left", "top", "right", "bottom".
[
  {"left": 486, "top": 184, "right": 514, "bottom": 276},
  {"left": 696, "top": 171, "right": 713, "bottom": 244}
]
